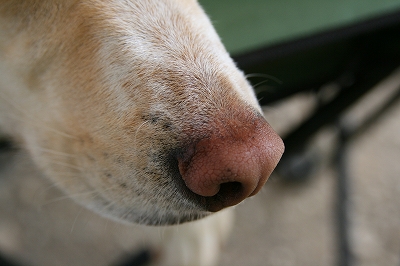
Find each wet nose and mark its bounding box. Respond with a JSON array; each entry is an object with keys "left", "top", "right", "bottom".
[{"left": 177, "top": 115, "right": 284, "bottom": 212}]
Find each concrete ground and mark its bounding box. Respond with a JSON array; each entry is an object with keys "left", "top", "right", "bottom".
[{"left": 0, "top": 69, "right": 400, "bottom": 266}]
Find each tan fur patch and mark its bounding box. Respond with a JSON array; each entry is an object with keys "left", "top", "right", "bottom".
[{"left": 0, "top": 0, "right": 283, "bottom": 226}]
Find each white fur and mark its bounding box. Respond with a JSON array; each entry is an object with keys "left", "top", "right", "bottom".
[{"left": 0, "top": 1, "right": 282, "bottom": 265}]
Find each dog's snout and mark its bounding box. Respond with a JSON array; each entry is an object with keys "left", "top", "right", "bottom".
[{"left": 177, "top": 113, "right": 284, "bottom": 212}]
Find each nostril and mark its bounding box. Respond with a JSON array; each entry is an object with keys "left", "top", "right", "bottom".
[
  {"left": 206, "top": 182, "right": 245, "bottom": 212},
  {"left": 217, "top": 182, "right": 243, "bottom": 201}
]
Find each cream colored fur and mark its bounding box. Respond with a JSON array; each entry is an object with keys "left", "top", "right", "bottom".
[{"left": 0, "top": 1, "right": 282, "bottom": 265}]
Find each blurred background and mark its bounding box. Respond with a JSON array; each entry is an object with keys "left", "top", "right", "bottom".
[{"left": 1, "top": 1, "right": 400, "bottom": 265}]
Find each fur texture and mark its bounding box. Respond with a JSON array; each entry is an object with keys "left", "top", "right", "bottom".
[{"left": 0, "top": 1, "right": 283, "bottom": 265}]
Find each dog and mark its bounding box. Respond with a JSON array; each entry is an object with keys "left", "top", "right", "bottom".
[{"left": 0, "top": 1, "right": 284, "bottom": 265}]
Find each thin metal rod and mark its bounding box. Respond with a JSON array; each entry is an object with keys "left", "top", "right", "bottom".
[{"left": 335, "top": 128, "right": 354, "bottom": 266}]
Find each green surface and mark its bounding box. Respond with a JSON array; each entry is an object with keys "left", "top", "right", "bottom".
[{"left": 199, "top": 0, "right": 400, "bottom": 54}]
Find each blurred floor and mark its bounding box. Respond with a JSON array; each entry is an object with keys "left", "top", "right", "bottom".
[{"left": 0, "top": 71, "right": 400, "bottom": 266}]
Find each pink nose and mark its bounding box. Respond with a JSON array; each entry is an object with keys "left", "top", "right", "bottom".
[{"left": 178, "top": 114, "right": 284, "bottom": 212}]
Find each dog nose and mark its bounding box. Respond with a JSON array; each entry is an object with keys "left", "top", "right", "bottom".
[{"left": 178, "top": 114, "right": 284, "bottom": 212}]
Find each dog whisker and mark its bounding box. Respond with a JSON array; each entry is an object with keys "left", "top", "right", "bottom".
[
  {"left": 0, "top": 93, "right": 77, "bottom": 140},
  {"left": 35, "top": 147, "right": 78, "bottom": 158},
  {"left": 134, "top": 120, "right": 149, "bottom": 150},
  {"left": 245, "top": 73, "right": 282, "bottom": 84},
  {"left": 41, "top": 192, "right": 92, "bottom": 206},
  {"left": 41, "top": 184, "right": 120, "bottom": 206},
  {"left": 44, "top": 160, "right": 84, "bottom": 171},
  {"left": 70, "top": 206, "right": 85, "bottom": 234},
  {"left": 253, "top": 79, "right": 277, "bottom": 89}
]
